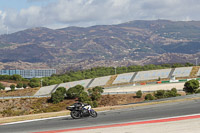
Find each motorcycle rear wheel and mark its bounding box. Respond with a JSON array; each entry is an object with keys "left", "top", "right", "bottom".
[
  {"left": 70, "top": 111, "right": 81, "bottom": 119},
  {"left": 90, "top": 110, "right": 97, "bottom": 118}
]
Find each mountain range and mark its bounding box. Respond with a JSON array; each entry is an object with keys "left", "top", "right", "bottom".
[{"left": 0, "top": 20, "right": 200, "bottom": 72}]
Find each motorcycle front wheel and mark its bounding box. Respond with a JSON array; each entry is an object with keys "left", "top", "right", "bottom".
[
  {"left": 90, "top": 110, "right": 97, "bottom": 118},
  {"left": 70, "top": 111, "right": 81, "bottom": 119}
]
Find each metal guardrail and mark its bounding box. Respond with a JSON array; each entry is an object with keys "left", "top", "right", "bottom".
[
  {"left": 0, "top": 95, "right": 50, "bottom": 100},
  {"left": 104, "top": 81, "right": 185, "bottom": 90},
  {"left": 102, "top": 89, "right": 184, "bottom": 95}
]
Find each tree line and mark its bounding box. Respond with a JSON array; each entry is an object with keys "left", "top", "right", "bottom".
[{"left": 51, "top": 85, "right": 104, "bottom": 107}]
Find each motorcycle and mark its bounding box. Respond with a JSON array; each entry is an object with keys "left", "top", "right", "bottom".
[{"left": 66, "top": 103, "right": 98, "bottom": 119}]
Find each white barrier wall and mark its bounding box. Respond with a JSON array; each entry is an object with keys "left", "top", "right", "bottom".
[
  {"left": 34, "top": 84, "right": 57, "bottom": 96},
  {"left": 5, "top": 87, "right": 23, "bottom": 91},
  {"left": 36, "top": 76, "right": 109, "bottom": 95},
  {"left": 172, "top": 67, "right": 193, "bottom": 77},
  {"left": 113, "top": 72, "right": 135, "bottom": 84},
  {"left": 35, "top": 79, "right": 92, "bottom": 96},
  {"left": 88, "top": 76, "right": 111, "bottom": 88},
  {"left": 58, "top": 79, "right": 92, "bottom": 90},
  {"left": 34, "top": 67, "right": 195, "bottom": 96},
  {"left": 133, "top": 69, "right": 171, "bottom": 81}
]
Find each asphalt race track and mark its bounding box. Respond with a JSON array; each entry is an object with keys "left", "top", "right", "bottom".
[{"left": 1, "top": 98, "right": 200, "bottom": 133}]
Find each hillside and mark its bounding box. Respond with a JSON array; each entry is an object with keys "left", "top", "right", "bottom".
[{"left": 0, "top": 20, "right": 200, "bottom": 72}]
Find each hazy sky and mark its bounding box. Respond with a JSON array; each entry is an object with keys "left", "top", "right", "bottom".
[{"left": 0, "top": 0, "right": 200, "bottom": 34}]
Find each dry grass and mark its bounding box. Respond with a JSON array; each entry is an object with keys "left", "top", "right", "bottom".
[
  {"left": 0, "top": 80, "right": 29, "bottom": 87},
  {"left": 190, "top": 66, "right": 200, "bottom": 77},
  {"left": 105, "top": 75, "right": 118, "bottom": 87},
  {"left": 0, "top": 110, "right": 70, "bottom": 124},
  {"left": 99, "top": 93, "right": 144, "bottom": 106},
  {"left": 0, "top": 87, "right": 40, "bottom": 97}
]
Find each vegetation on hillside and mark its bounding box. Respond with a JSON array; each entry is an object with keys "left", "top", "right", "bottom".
[
  {"left": 51, "top": 87, "right": 66, "bottom": 104},
  {"left": 0, "top": 74, "right": 28, "bottom": 81},
  {"left": 0, "top": 83, "right": 5, "bottom": 90},
  {"left": 51, "top": 85, "right": 104, "bottom": 108},
  {"left": 10, "top": 84, "right": 15, "bottom": 91}
]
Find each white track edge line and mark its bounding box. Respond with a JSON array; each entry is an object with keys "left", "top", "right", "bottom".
[
  {"left": 2, "top": 112, "right": 200, "bottom": 126},
  {"left": 1, "top": 115, "right": 70, "bottom": 125},
  {"left": 1, "top": 110, "right": 109, "bottom": 126}
]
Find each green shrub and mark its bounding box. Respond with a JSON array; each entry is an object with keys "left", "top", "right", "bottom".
[
  {"left": 23, "top": 84, "right": 27, "bottom": 89},
  {"left": 28, "top": 78, "right": 40, "bottom": 88},
  {"left": 136, "top": 90, "right": 142, "bottom": 98},
  {"left": 165, "top": 88, "right": 181, "bottom": 98},
  {"left": 11, "top": 74, "right": 22, "bottom": 81},
  {"left": 0, "top": 75, "right": 11, "bottom": 80},
  {"left": 28, "top": 82, "right": 40, "bottom": 88},
  {"left": 195, "top": 89, "right": 200, "bottom": 94},
  {"left": 10, "top": 84, "right": 16, "bottom": 91},
  {"left": 184, "top": 79, "right": 199, "bottom": 94},
  {"left": 56, "top": 87, "right": 67, "bottom": 95},
  {"left": 88, "top": 86, "right": 104, "bottom": 101},
  {"left": 48, "top": 79, "right": 62, "bottom": 85},
  {"left": 171, "top": 88, "right": 177, "bottom": 93},
  {"left": 145, "top": 94, "right": 155, "bottom": 100},
  {"left": 92, "top": 100, "right": 98, "bottom": 108},
  {"left": 16, "top": 83, "right": 23, "bottom": 88},
  {"left": 30, "top": 78, "right": 40, "bottom": 82},
  {"left": 165, "top": 90, "right": 176, "bottom": 98},
  {"left": 154, "top": 90, "right": 166, "bottom": 99},
  {"left": 50, "top": 87, "right": 67, "bottom": 104},
  {"left": 66, "top": 85, "right": 84, "bottom": 99},
  {"left": 78, "top": 92, "right": 91, "bottom": 102},
  {"left": 51, "top": 91, "right": 65, "bottom": 104},
  {"left": 0, "top": 83, "right": 5, "bottom": 90}
]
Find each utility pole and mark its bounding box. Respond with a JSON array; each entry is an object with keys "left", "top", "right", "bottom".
[
  {"left": 40, "top": 79, "right": 43, "bottom": 87},
  {"left": 114, "top": 66, "right": 117, "bottom": 75},
  {"left": 195, "top": 58, "right": 198, "bottom": 66}
]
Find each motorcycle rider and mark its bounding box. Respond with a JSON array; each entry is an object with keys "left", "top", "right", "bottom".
[
  {"left": 75, "top": 102, "right": 91, "bottom": 111},
  {"left": 83, "top": 103, "right": 91, "bottom": 111}
]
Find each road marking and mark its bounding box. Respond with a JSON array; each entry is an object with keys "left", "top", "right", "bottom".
[
  {"left": 32, "top": 113, "right": 200, "bottom": 133},
  {"left": 1, "top": 115, "right": 69, "bottom": 126},
  {"left": 0, "top": 111, "right": 109, "bottom": 126}
]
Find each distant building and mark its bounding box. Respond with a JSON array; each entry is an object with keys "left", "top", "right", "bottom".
[{"left": 0, "top": 69, "right": 56, "bottom": 78}]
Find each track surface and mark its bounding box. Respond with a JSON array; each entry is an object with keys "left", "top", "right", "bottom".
[{"left": 1, "top": 98, "right": 200, "bottom": 133}]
